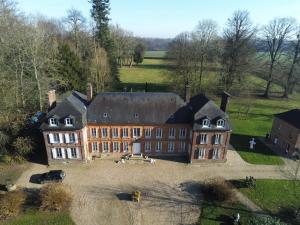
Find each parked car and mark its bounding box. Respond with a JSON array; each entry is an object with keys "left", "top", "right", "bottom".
[{"left": 38, "top": 170, "right": 65, "bottom": 184}]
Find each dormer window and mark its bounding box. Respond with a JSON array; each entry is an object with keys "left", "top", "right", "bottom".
[
  {"left": 202, "top": 118, "right": 210, "bottom": 128},
  {"left": 49, "top": 118, "right": 57, "bottom": 127},
  {"left": 103, "top": 113, "right": 108, "bottom": 118},
  {"left": 134, "top": 113, "right": 139, "bottom": 118},
  {"left": 65, "top": 118, "right": 73, "bottom": 127},
  {"left": 217, "top": 119, "right": 225, "bottom": 128}
]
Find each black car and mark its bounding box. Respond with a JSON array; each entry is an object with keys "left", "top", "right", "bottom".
[{"left": 38, "top": 170, "right": 66, "bottom": 184}]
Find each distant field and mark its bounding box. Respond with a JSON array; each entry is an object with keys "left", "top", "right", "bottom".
[{"left": 144, "top": 51, "right": 167, "bottom": 59}]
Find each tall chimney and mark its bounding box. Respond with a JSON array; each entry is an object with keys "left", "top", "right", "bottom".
[
  {"left": 86, "top": 83, "right": 93, "bottom": 102},
  {"left": 184, "top": 82, "right": 191, "bottom": 103},
  {"left": 220, "top": 91, "right": 231, "bottom": 112},
  {"left": 48, "top": 90, "right": 56, "bottom": 110}
]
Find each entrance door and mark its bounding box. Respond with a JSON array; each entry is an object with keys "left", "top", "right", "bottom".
[{"left": 132, "top": 143, "right": 141, "bottom": 154}]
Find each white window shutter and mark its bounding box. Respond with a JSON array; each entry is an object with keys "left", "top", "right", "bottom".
[
  {"left": 76, "top": 148, "right": 80, "bottom": 159},
  {"left": 220, "top": 135, "right": 223, "bottom": 144},
  {"left": 61, "top": 148, "right": 66, "bottom": 158},
  {"left": 74, "top": 133, "right": 78, "bottom": 143},
  {"left": 59, "top": 133, "right": 64, "bottom": 143},
  {"left": 51, "top": 148, "right": 57, "bottom": 159},
  {"left": 49, "top": 134, "right": 54, "bottom": 144},
  {"left": 65, "top": 133, "right": 70, "bottom": 144},
  {"left": 67, "top": 148, "right": 72, "bottom": 159}
]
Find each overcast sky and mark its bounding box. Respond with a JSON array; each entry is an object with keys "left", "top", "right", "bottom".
[{"left": 17, "top": 0, "right": 300, "bottom": 38}]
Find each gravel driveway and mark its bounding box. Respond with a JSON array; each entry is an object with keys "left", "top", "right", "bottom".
[{"left": 16, "top": 149, "right": 294, "bottom": 225}]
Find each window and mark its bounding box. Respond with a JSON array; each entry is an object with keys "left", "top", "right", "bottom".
[
  {"left": 103, "top": 113, "right": 108, "bottom": 118},
  {"left": 49, "top": 118, "right": 57, "bottom": 126},
  {"left": 71, "top": 148, "right": 77, "bottom": 158},
  {"left": 123, "top": 142, "right": 129, "bottom": 152},
  {"left": 122, "top": 128, "right": 128, "bottom": 138},
  {"left": 179, "top": 128, "right": 186, "bottom": 138},
  {"left": 198, "top": 148, "right": 206, "bottom": 159},
  {"left": 156, "top": 128, "right": 163, "bottom": 138},
  {"left": 133, "top": 128, "right": 141, "bottom": 137},
  {"left": 56, "top": 148, "right": 63, "bottom": 158},
  {"left": 112, "top": 128, "right": 119, "bottom": 138},
  {"left": 134, "top": 113, "right": 139, "bottom": 118},
  {"left": 69, "top": 133, "right": 76, "bottom": 143},
  {"left": 53, "top": 133, "right": 60, "bottom": 143},
  {"left": 91, "top": 128, "right": 97, "bottom": 137},
  {"left": 145, "top": 128, "right": 152, "bottom": 138},
  {"left": 169, "top": 128, "right": 175, "bottom": 138},
  {"left": 179, "top": 142, "right": 186, "bottom": 152},
  {"left": 145, "top": 142, "right": 151, "bottom": 153},
  {"left": 217, "top": 119, "right": 225, "bottom": 128},
  {"left": 92, "top": 142, "right": 98, "bottom": 152},
  {"left": 102, "top": 128, "right": 108, "bottom": 138},
  {"left": 212, "top": 148, "right": 219, "bottom": 160},
  {"left": 65, "top": 118, "right": 73, "bottom": 126},
  {"left": 202, "top": 118, "right": 210, "bottom": 127},
  {"left": 113, "top": 142, "right": 119, "bottom": 152},
  {"left": 214, "top": 134, "right": 222, "bottom": 145},
  {"left": 199, "top": 134, "right": 208, "bottom": 144},
  {"left": 102, "top": 142, "right": 109, "bottom": 152},
  {"left": 156, "top": 142, "right": 162, "bottom": 152},
  {"left": 168, "top": 141, "right": 175, "bottom": 152}
]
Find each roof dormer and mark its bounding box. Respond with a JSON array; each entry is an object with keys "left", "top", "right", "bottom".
[
  {"left": 202, "top": 117, "right": 210, "bottom": 128},
  {"left": 48, "top": 115, "right": 59, "bottom": 127},
  {"left": 216, "top": 118, "right": 225, "bottom": 128},
  {"left": 64, "top": 115, "right": 75, "bottom": 127}
]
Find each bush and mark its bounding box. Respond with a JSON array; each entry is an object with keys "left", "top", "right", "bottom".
[
  {"left": 0, "top": 190, "right": 26, "bottom": 220},
  {"left": 40, "top": 184, "right": 73, "bottom": 212},
  {"left": 202, "top": 178, "right": 235, "bottom": 202},
  {"left": 12, "top": 137, "right": 34, "bottom": 158},
  {"left": 249, "top": 215, "right": 288, "bottom": 225}
]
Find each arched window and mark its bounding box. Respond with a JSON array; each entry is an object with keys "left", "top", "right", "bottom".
[
  {"left": 202, "top": 118, "right": 210, "bottom": 127},
  {"left": 217, "top": 119, "right": 225, "bottom": 128}
]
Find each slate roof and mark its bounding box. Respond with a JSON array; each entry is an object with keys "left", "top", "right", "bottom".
[
  {"left": 40, "top": 91, "right": 87, "bottom": 131},
  {"left": 275, "top": 109, "right": 300, "bottom": 129}
]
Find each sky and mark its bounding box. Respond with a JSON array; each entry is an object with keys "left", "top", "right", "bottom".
[{"left": 17, "top": 0, "right": 300, "bottom": 38}]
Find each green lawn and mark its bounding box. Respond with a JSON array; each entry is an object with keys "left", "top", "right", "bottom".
[
  {"left": 144, "top": 51, "right": 167, "bottom": 58},
  {"left": 0, "top": 163, "right": 29, "bottom": 185}
]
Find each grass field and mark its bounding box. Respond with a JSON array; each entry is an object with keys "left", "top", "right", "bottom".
[
  {"left": 144, "top": 51, "right": 167, "bottom": 58},
  {"left": 0, "top": 163, "right": 29, "bottom": 185}
]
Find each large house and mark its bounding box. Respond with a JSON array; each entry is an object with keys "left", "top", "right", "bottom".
[
  {"left": 40, "top": 84, "right": 232, "bottom": 164},
  {"left": 270, "top": 109, "right": 300, "bottom": 157}
]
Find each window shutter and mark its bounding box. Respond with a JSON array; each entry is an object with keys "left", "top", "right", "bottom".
[
  {"left": 76, "top": 148, "right": 81, "bottom": 159},
  {"left": 52, "top": 148, "right": 57, "bottom": 159},
  {"left": 74, "top": 133, "right": 78, "bottom": 143},
  {"left": 59, "top": 133, "right": 63, "bottom": 143},
  {"left": 220, "top": 135, "right": 223, "bottom": 145},
  {"left": 65, "top": 133, "right": 70, "bottom": 144},
  {"left": 67, "top": 148, "right": 72, "bottom": 159},
  {"left": 49, "top": 134, "right": 54, "bottom": 144},
  {"left": 61, "top": 148, "right": 66, "bottom": 158}
]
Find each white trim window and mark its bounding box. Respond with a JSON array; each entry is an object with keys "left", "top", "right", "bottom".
[
  {"left": 217, "top": 119, "right": 225, "bottom": 128},
  {"left": 55, "top": 148, "right": 63, "bottom": 159},
  {"left": 102, "top": 142, "right": 109, "bottom": 152},
  {"left": 156, "top": 128, "right": 163, "bottom": 138},
  {"left": 102, "top": 128, "right": 108, "bottom": 138},
  {"left": 179, "top": 128, "right": 186, "bottom": 138},
  {"left": 92, "top": 142, "right": 98, "bottom": 152},
  {"left": 53, "top": 133, "right": 60, "bottom": 143},
  {"left": 179, "top": 141, "right": 186, "bottom": 152},
  {"left": 156, "top": 142, "right": 162, "bottom": 152},
  {"left": 199, "top": 134, "right": 208, "bottom": 144},
  {"left": 112, "top": 128, "right": 119, "bottom": 138},
  {"left": 113, "top": 142, "right": 119, "bottom": 152},
  {"left": 123, "top": 142, "right": 129, "bottom": 152},
  {"left": 122, "top": 128, "right": 128, "bottom": 138},
  {"left": 133, "top": 128, "right": 141, "bottom": 138},
  {"left": 69, "top": 133, "right": 76, "bottom": 143},
  {"left": 167, "top": 141, "right": 175, "bottom": 152},
  {"left": 70, "top": 148, "right": 78, "bottom": 158},
  {"left": 212, "top": 148, "right": 220, "bottom": 160},
  {"left": 65, "top": 118, "right": 73, "bottom": 126},
  {"left": 202, "top": 118, "right": 210, "bottom": 128},
  {"left": 169, "top": 128, "right": 175, "bottom": 139},
  {"left": 214, "top": 134, "right": 222, "bottom": 145},
  {"left": 145, "top": 128, "right": 152, "bottom": 138},
  {"left": 49, "top": 118, "right": 58, "bottom": 127},
  {"left": 91, "top": 128, "right": 97, "bottom": 137},
  {"left": 198, "top": 148, "right": 206, "bottom": 159},
  {"left": 145, "top": 142, "right": 151, "bottom": 153}
]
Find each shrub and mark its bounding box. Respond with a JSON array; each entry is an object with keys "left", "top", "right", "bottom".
[
  {"left": 202, "top": 178, "right": 235, "bottom": 202},
  {"left": 249, "top": 215, "right": 288, "bottom": 225},
  {"left": 12, "top": 137, "right": 34, "bottom": 158},
  {"left": 0, "top": 190, "right": 26, "bottom": 220},
  {"left": 40, "top": 184, "right": 73, "bottom": 212}
]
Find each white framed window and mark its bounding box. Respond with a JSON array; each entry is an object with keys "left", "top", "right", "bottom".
[
  {"left": 179, "top": 128, "right": 186, "bottom": 138},
  {"left": 102, "top": 142, "right": 109, "bottom": 152},
  {"left": 69, "top": 133, "right": 76, "bottom": 143},
  {"left": 92, "top": 142, "right": 98, "bottom": 152},
  {"left": 53, "top": 133, "right": 60, "bottom": 143},
  {"left": 198, "top": 148, "right": 206, "bottom": 159},
  {"left": 212, "top": 148, "right": 220, "bottom": 160},
  {"left": 169, "top": 128, "right": 175, "bottom": 139},
  {"left": 65, "top": 118, "right": 73, "bottom": 126},
  {"left": 113, "top": 142, "right": 119, "bottom": 152},
  {"left": 56, "top": 148, "right": 63, "bottom": 158},
  {"left": 49, "top": 118, "right": 57, "bottom": 126},
  {"left": 103, "top": 113, "right": 108, "bottom": 118},
  {"left": 199, "top": 134, "right": 208, "bottom": 144},
  {"left": 217, "top": 119, "right": 225, "bottom": 128},
  {"left": 168, "top": 141, "right": 175, "bottom": 152},
  {"left": 122, "top": 128, "right": 128, "bottom": 138},
  {"left": 102, "top": 128, "right": 108, "bottom": 138},
  {"left": 214, "top": 134, "right": 222, "bottom": 145},
  {"left": 179, "top": 141, "right": 186, "bottom": 152},
  {"left": 123, "top": 142, "right": 129, "bottom": 152},
  {"left": 71, "top": 148, "right": 77, "bottom": 158},
  {"left": 91, "top": 128, "right": 97, "bottom": 137},
  {"left": 202, "top": 119, "right": 210, "bottom": 128},
  {"left": 145, "top": 128, "right": 152, "bottom": 138},
  {"left": 133, "top": 128, "right": 141, "bottom": 138},
  {"left": 112, "top": 128, "right": 119, "bottom": 138},
  {"left": 156, "top": 128, "right": 163, "bottom": 138},
  {"left": 156, "top": 142, "right": 162, "bottom": 152},
  {"left": 145, "top": 142, "right": 151, "bottom": 153}
]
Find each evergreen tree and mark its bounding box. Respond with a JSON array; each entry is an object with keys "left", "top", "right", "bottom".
[{"left": 133, "top": 43, "right": 146, "bottom": 65}]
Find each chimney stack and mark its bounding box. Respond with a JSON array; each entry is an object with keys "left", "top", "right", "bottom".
[
  {"left": 86, "top": 83, "right": 93, "bottom": 102},
  {"left": 48, "top": 90, "right": 56, "bottom": 110},
  {"left": 220, "top": 91, "right": 231, "bottom": 112},
  {"left": 184, "top": 82, "right": 191, "bottom": 103}
]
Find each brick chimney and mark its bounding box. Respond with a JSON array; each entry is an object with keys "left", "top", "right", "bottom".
[
  {"left": 220, "top": 91, "right": 231, "bottom": 112},
  {"left": 184, "top": 82, "right": 191, "bottom": 103},
  {"left": 48, "top": 90, "right": 56, "bottom": 109},
  {"left": 86, "top": 83, "right": 93, "bottom": 102}
]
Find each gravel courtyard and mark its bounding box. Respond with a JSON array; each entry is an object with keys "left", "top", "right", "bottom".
[{"left": 16, "top": 149, "right": 292, "bottom": 225}]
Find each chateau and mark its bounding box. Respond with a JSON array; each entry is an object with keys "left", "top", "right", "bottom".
[{"left": 40, "top": 84, "right": 232, "bottom": 164}]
